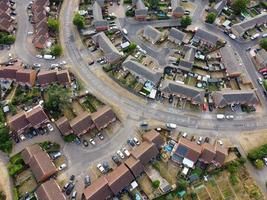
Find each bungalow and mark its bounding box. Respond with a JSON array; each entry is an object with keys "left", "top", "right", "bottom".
[
  {"left": 82, "top": 176, "right": 113, "bottom": 200},
  {"left": 37, "top": 69, "right": 71, "bottom": 87},
  {"left": 160, "top": 80, "right": 205, "bottom": 105},
  {"left": 91, "top": 106, "right": 116, "bottom": 130},
  {"left": 168, "top": 28, "right": 187, "bottom": 45},
  {"left": 131, "top": 141, "right": 159, "bottom": 166},
  {"left": 8, "top": 105, "right": 50, "bottom": 135},
  {"left": 122, "top": 56, "right": 162, "bottom": 86},
  {"left": 124, "top": 156, "right": 144, "bottom": 178},
  {"left": 35, "top": 179, "right": 67, "bottom": 200},
  {"left": 93, "top": 1, "right": 108, "bottom": 31},
  {"left": 55, "top": 116, "right": 73, "bottom": 136},
  {"left": 92, "top": 32, "right": 123, "bottom": 64},
  {"left": 133, "top": 0, "right": 148, "bottom": 20},
  {"left": 70, "top": 111, "right": 95, "bottom": 136},
  {"left": 231, "top": 13, "right": 267, "bottom": 38},
  {"left": 212, "top": 89, "right": 258, "bottom": 108},
  {"left": 171, "top": 0, "right": 184, "bottom": 18},
  {"left": 143, "top": 25, "right": 163, "bottom": 44},
  {"left": 172, "top": 138, "right": 202, "bottom": 168},
  {"left": 22, "top": 145, "right": 57, "bottom": 183},
  {"left": 143, "top": 129, "right": 164, "bottom": 149},
  {"left": 107, "top": 164, "right": 135, "bottom": 194},
  {"left": 193, "top": 28, "right": 221, "bottom": 47}
]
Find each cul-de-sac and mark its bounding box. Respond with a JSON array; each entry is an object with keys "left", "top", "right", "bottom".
[{"left": 0, "top": 0, "right": 267, "bottom": 199}]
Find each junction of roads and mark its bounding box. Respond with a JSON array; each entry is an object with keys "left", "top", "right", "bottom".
[{"left": 4, "top": 0, "right": 267, "bottom": 196}]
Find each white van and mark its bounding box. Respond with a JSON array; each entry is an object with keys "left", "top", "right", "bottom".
[
  {"left": 43, "top": 54, "right": 55, "bottom": 60},
  {"left": 251, "top": 33, "right": 260, "bottom": 40},
  {"left": 166, "top": 123, "right": 177, "bottom": 129},
  {"left": 216, "top": 114, "right": 225, "bottom": 120}
]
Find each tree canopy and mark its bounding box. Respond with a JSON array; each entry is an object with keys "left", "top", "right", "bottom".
[
  {"left": 47, "top": 18, "right": 59, "bottom": 33},
  {"left": 206, "top": 12, "right": 217, "bottom": 24},
  {"left": 180, "top": 16, "right": 192, "bottom": 28},
  {"left": 51, "top": 44, "right": 63, "bottom": 56},
  {"left": 259, "top": 38, "right": 267, "bottom": 51},
  {"left": 231, "top": 0, "right": 249, "bottom": 15},
  {"left": 73, "top": 13, "right": 85, "bottom": 30}
]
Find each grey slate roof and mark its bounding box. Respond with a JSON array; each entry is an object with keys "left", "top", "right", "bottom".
[
  {"left": 135, "top": 0, "right": 148, "bottom": 16},
  {"left": 194, "top": 28, "right": 220, "bottom": 45},
  {"left": 210, "top": 0, "right": 226, "bottom": 15},
  {"left": 92, "top": 32, "right": 122, "bottom": 63},
  {"left": 160, "top": 80, "right": 204, "bottom": 104},
  {"left": 168, "top": 28, "right": 186, "bottom": 44},
  {"left": 183, "top": 45, "right": 196, "bottom": 63},
  {"left": 220, "top": 46, "right": 241, "bottom": 76},
  {"left": 171, "top": 0, "right": 184, "bottom": 14},
  {"left": 231, "top": 13, "right": 267, "bottom": 37},
  {"left": 122, "top": 56, "right": 162, "bottom": 85},
  {"left": 93, "top": 1, "right": 108, "bottom": 28},
  {"left": 213, "top": 89, "right": 258, "bottom": 108},
  {"left": 179, "top": 60, "right": 193, "bottom": 69},
  {"left": 143, "top": 25, "right": 162, "bottom": 44}
]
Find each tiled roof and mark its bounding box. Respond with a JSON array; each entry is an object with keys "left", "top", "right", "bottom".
[
  {"left": 70, "top": 111, "right": 94, "bottom": 136},
  {"left": 124, "top": 156, "right": 144, "bottom": 178},
  {"left": 91, "top": 106, "right": 116, "bottom": 130},
  {"left": 55, "top": 117, "right": 72, "bottom": 136},
  {"left": 21, "top": 144, "right": 43, "bottom": 164},
  {"left": 143, "top": 130, "right": 164, "bottom": 148},
  {"left": 143, "top": 25, "right": 162, "bottom": 44}
]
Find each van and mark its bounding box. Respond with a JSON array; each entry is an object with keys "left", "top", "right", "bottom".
[{"left": 216, "top": 114, "right": 225, "bottom": 120}]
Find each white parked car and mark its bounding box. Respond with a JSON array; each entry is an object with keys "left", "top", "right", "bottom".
[
  {"left": 97, "top": 163, "right": 105, "bottom": 173},
  {"left": 216, "top": 114, "right": 225, "bottom": 120},
  {"left": 133, "top": 137, "right": 140, "bottom": 145},
  {"left": 217, "top": 140, "right": 223, "bottom": 146},
  {"left": 166, "top": 123, "right": 177, "bottom": 129},
  {"left": 58, "top": 163, "right": 67, "bottom": 171},
  {"left": 262, "top": 33, "right": 267, "bottom": 38},
  {"left": 59, "top": 60, "right": 67, "bottom": 65},
  {"left": 226, "top": 115, "right": 234, "bottom": 120},
  {"left": 35, "top": 54, "right": 43, "bottom": 59},
  {"left": 47, "top": 123, "right": 54, "bottom": 131},
  {"left": 182, "top": 132, "right": 187, "bottom": 138},
  {"left": 50, "top": 63, "right": 59, "bottom": 68},
  {"left": 89, "top": 138, "right": 96, "bottom": 145},
  {"left": 251, "top": 33, "right": 260, "bottom": 40},
  {"left": 122, "top": 28, "right": 128, "bottom": 35},
  {"left": 229, "top": 34, "right": 236, "bottom": 40},
  {"left": 19, "top": 134, "right": 26, "bottom": 141},
  {"left": 258, "top": 78, "right": 263, "bottom": 85},
  {"left": 263, "top": 157, "right": 267, "bottom": 165},
  {"left": 51, "top": 152, "right": 62, "bottom": 159},
  {"left": 33, "top": 63, "right": 41, "bottom": 68},
  {"left": 197, "top": 136, "right": 203, "bottom": 145},
  {"left": 117, "top": 150, "right": 125, "bottom": 159},
  {"left": 122, "top": 147, "right": 130, "bottom": 157}
]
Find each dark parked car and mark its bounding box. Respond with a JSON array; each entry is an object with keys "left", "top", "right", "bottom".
[
  {"left": 70, "top": 175, "right": 75, "bottom": 182},
  {"left": 204, "top": 137, "right": 210, "bottom": 143},
  {"left": 112, "top": 155, "right": 121, "bottom": 165},
  {"left": 66, "top": 183, "right": 75, "bottom": 195},
  {"left": 83, "top": 139, "right": 89, "bottom": 147},
  {"left": 84, "top": 175, "right": 91, "bottom": 188},
  {"left": 127, "top": 139, "right": 135, "bottom": 147}
]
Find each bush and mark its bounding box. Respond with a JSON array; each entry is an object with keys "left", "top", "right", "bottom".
[
  {"left": 73, "top": 13, "right": 85, "bottom": 30},
  {"left": 0, "top": 32, "right": 15, "bottom": 45},
  {"left": 180, "top": 16, "right": 192, "bottom": 28},
  {"left": 177, "top": 179, "right": 187, "bottom": 191},
  {"left": 0, "top": 127, "right": 12, "bottom": 153},
  {"left": 231, "top": 0, "right": 249, "bottom": 14},
  {"left": 206, "top": 12, "right": 217, "bottom": 23},
  {"left": 13, "top": 188, "right": 18, "bottom": 200},
  {"left": 259, "top": 38, "right": 267, "bottom": 51},
  {"left": 8, "top": 163, "right": 23, "bottom": 176},
  {"left": 152, "top": 180, "right": 160, "bottom": 189},
  {"left": 47, "top": 18, "right": 59, "bottom": 33},
  {"left": 229, "top": 175, "right": 238, "bottom": 185},
  {"left": 247, "top": 143, "right": 267, "bottom": 162},
  {"left": 254, "top": 159, "right": 264, "bottom": 169},
  {"left": 63, "top": 134, "right": 76, "bottom": 143},
  {"left": 125, "top": 10, "right": 134, "bottom": 17},
  {"left": 51, "top": 44, "right": 62, "bottom": 56}
]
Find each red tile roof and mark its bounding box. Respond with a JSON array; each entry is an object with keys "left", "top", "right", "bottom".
[
  {"left": 16, "top": 69, "right": 37, "bottom": 87},
  {"left": 199, "top": 143, "right": 216, "bottom": 164},
  {"left": 37, "top": 70, "right": 57, "bottom": 86},
  {"left": 70, "top": 112, "right": 94, "bottom": 136},
  {"left": 124, "top": 156, "right": 144, "bottom": 178},
  {"left": 91, "top": 106, "right": 116, "bottom": 130},
  {"left": 55, "top": 117, "right": 72, "bottom": 136},
  {"left": 21, "top": 144, "right": 43, "bottom": 164},
  {"left": 143, "top": 130, "right": 164, "bottom": 148}
]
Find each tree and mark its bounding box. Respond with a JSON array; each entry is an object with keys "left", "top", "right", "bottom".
[
  {"left": 44, "top": 85, "right": 71, "bottom": 118},
  {"left": 152, "top": 180, "right": 160, "bottom": 189},
  {"left": 180, "top": 16, "right": 192, "bottom": 28},
  {"left": 206, "top": 12, "right": 217, "bottom": 24},
  {"left": 51, "top": 44, "right": 62, "bottom": 56},
  {"left": 260, "top": 38, "right": 267, "bottom": 51},
  {"left": 47, "top": 18, "right": 59, "bottom": 33},
  {"left": 177, "top": 179, "right": 187, "bottom": 191},
  {"left": 254, "top": 159, "right": 264, "bottom": 169},
  {"left": 149, "top": 0, "right": 159, "bottom": 10},
  {"left": 231, "top": 0, "right": 249, "bottom": 15},
  {"left": 73, "top": 13, "right": 85, "bottom": 30},
  {"left": 0, "top": 127, "right": 12, "bottom": 153}
]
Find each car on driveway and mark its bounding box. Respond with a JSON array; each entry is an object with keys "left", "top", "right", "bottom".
[
  {"left": 83, "top": 139, "right": 89, "bottom": 147},
  {"left": 127, "top": 139, "right": 135, "bottom": 147},
  {"left": 97, "top": 163, "right": 105, "bottom": 173},
  {"left": 47, "top": 123, "right": 54, "bottom": 131},
  {"left": 133, "top": 137, "right": 140, "bottom": 145},
  {"left": 226, "top": 115, "right": 234, "bottom": 120},
  {"left": 58, "top": 163, "right": 67, "bottom": 171},
  {"left": 97, "top": 132, "right": 104, "bottom": 140},
  {"left": 89, "top": 138, "right": 96, "bottom": 145},
  {"left": 66, "top": 183, "right": 75, "bottom": 195},
  {"left": 51, "top": 152, "right": 61, "bottom": 159},
  {"left": 117, "top": 150, "right": 125, "bottom": 159},
  {"left": 71, "top": 191, "right": 77, "bottom": 200},
  {"left": 122, "top": 147, "right": 130, "bottom": 157},
  {"left": 228, "top": 34, "right": 236, "bottom": 40},
  {"left": 84, "top": 175, "right": 91, "bottom": 188},
  {"left": 112, "top": 155, "right": 121, "bottom": 165}
]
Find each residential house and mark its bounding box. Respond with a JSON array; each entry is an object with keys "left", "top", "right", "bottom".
[
  {"left": 70, "top": 111, "right": 95, "bottom": 136},
  {"left": 213, "top": 144, "right": 228, "bottom": 167},
  {"left": 35, "top": 179, "right": 67, "bottom": 200},
  {"left": 37, "top": 69, "right": 71, "bottom": 87},
  {"left": 93, "top": 1, "right": 108, "bottom": 31},
  {"left": 107, "top": 164, "right": 135, "bottom": 194},
  {"left": 231, "top": 13, "right": 267, "bottom": 37},
  {"left": 171, "top": 0, "right": 184, "bottom": 17},
  {"left": 212, "top": 89, "right": 258, "bottom": 108},
  {"left": 22, "top": 145, "right": 57, "bottom": 183},
  {"left": 92, "top": 32, "right": 123, "bottom": 64},
  {"left": 168, "top": 28, "right": 187, "bottom": 45},
  {"left": 143, "top": 129, "right": 164, "bottom": 148},
  {"left": 0, "top": 0, "right": 15, "bottom": 33},
  {"left": 31, "top": 0, "right": 50, "bottom": 49},
  {"left": 124, "top": 156, "right": 144, "bottom": 178},
  {"left": 193, "top": 28, "right": 221, "bottom": 47},
  {"left": 55, "top": 116, "right": 73, "bottom": 136},
  {"left": 82, "top": 176, "right": 113, "bottom": 200},
  {"left": 91, "top": 106, "right": 116, "bottom": 130},
  {"left": 8, "top": 105, "right": 49, "bottom": 135},
  {"left": 251, "top": 48, "right": 267, "bottom": 69},
  {"left": 143, "top": 25, "right": 163, "bottom": 44},
  {"left": 172, "top": 138, "right": 202, "bottom": 168},
  {"left": 122, "top": 56, "right": 162, "bottom": 86},
  {"left": 131, "top": 141, "right": 159, "bottom": 166},
  {"left": 16, "top": 69, "right": 37, "bottom": 87},
  {"left": 160, "top": 80, "right": 205, "bottom": 105},
  {"left": 209, "top": 0, "right": 227, "bottom": 15},
  {"left": 133, "top": 0, "right": 148, "bottom": 20},
  {"left": 220, "top": 46, "right": 242, "bottom": 77},
  {"left": 198, "top": 143, "right": 216, "bottom": 165}
]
